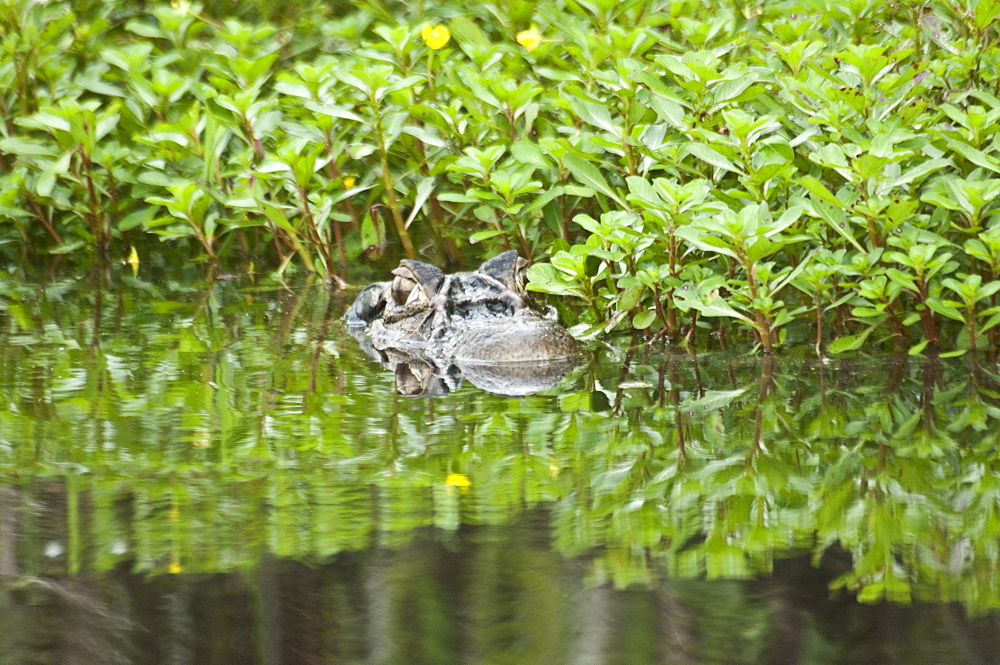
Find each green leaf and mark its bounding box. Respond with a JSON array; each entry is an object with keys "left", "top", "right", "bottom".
[
  {"left": 570, "top": 96, "right": 618, "bottom": 134},
  {"left": 262, "top": 203, "right": 298, "bottom": 235},
  {"left": 675, "top": 226, "right": 739, "bottom": 259},
  {"left": 138, "top": 171, "right": 178, "bottom": 187},
  {"left": 686, "top": 143, "right": 743, "bottom": 175},
  {"left": 78, "top": 76, "right": 125, "bottom": 97},
  {"left": 511, "top": 140, "right": 555, "bottom": 170},
  {"left": 225, "top": 197, "right": 258, "bottom": 209},
  {"left": 306, "top": 102, "right": 363, "bottom": 123},
  {"left": 696, "top": 295, "right": 753, "bottom": 323},
  {"left": 826, "top": 334, "right": 864, "bottom": 353},
  {"left": 382, "top": 75, "right": 422, "bottom": 96},
  {"left": 945, "top": 138, "right": 1000, "bottom": 175},
  {"left": 887, "top": 159, "right": 952, "bottom": 190},
  {"left": 857, "top": 582, "right": 885, "bottom": 604},
  {"left": 125, "top": 19, "right": 164, "bottom": 39},
  {"left": 48, "top": 240, "right": 86, "bottom": 255},
  {"left": 522, "top": 185, "right": 564, "bottom": 214},
  {"left": 645, "top": 95, "right": 685, "bottom": 127},
  {"left": 119, "top": 206, "right": 158, "bottom": 232},
  {"left": 978, "top": 310, "right": 1000, "bottom": 333},
  {"left": 564, "top": 185, "right": 596, "bottom": 198},
  {"left": 448, "top": 16, "right": 491, "bottom": 50},
  {"left": 828, "top": 324, "right": 881, "bottom": 353},
  {"left": 527, "top": 263, "right": 587, "bottom": 297},
  {"left": 361, "top": 210, "right": 384, "bottom": 250},
  {"left": 470, "top": 228, "right": 508, "bottom": 243},
  {"left": 625, "top": 176, "right": 664, "bottom": 209},
  {"left": 926, "top": 297, "right": 965, "bottom": 322},
  {"left": 405, "top": 177, "right": 436, "bottom": 228},
  {"left": 770, "top": 253, "right": 811, "bottom": 296},
  {"left": 36, "top": 171, "right": 56, "bottom": 198},
  {"left": 563, "top": 154, "right": 628, "bottom": 209},
  {"left": 0, "top": 137, "right": 56, "bottom": 157},
  {"left": 975, "top": 0, "right": 1000, "bottom": 29},
  {"left": 401, "top": 125, "right": 446, "bottom": 147},
  {"left": 632, "top": 309, "right": 657, "bottom": 329},
  {"left": 797, "top": 176, "right": 844, "bottom": 208},
  {"left": 256, "top": 161, "right": 291, "bottom": 174},
  {"left": 807, "top": 197, "right": 867, "bottom": 253},
  {"left": 618, "top": 286, "right": 645, "bottom": 311},
  {"left": 346, "top": 144, "right": 377, "bottom": 159},
  {"left": 19, "top": 111, "right": 71, "bottom": 133}
]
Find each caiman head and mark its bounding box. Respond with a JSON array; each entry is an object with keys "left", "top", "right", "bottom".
[
  {"left": 344, "top": 259, "right": 445, "bottom": 326},
  {"left": 345, "top": 251, "right": 578, "bottom": 397}
]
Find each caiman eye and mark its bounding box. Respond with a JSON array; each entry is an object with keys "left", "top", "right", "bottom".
[{"left": 391, "top": 274, "right": 417, "bottom": 306}]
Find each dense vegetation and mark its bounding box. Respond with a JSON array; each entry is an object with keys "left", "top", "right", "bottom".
[
  {"left": 3, "top": 0, "right": 1000, "bottom": 353},
  {"left": 2, "top": 280, "right": 1000, "bottom": 614}
]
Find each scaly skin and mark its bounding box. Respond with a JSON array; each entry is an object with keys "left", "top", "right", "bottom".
[{"left": 344, "top": 252, "right": 578, "bottom": 396}]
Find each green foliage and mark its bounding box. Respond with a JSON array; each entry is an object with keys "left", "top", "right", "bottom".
[{"left": 4, "top": 0, "right": 1000, "bottom": 350}]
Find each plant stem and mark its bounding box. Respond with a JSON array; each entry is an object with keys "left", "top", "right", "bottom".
[
  {"left": 745, "top": 261, "right": 774, "bottom": 352},
  {"left": 25, "top": 192, "right": 64, "bottom": 246},
  {"left": 917, "top": 280, "right": 940, "bottom": 347},
  {"left": 815, "top": 293, "right": 823, "bottom": 355},
  {"left": 373, "top": 119, "right": 415, "bottom": 258},
  {"left": 298, "top": 185, "right": 336, "bottom": 276}
]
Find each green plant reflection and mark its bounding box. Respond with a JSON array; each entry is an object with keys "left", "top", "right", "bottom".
[{"left": 1, "top": 276, "right": 999, "bottom": 620}]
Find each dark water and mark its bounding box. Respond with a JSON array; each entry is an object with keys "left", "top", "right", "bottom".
[{"left": 1, "top": 274, "right": 999, "bottom": 664}]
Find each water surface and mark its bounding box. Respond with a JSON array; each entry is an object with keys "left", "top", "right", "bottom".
[{"left": 1, "top": 274, "right": 998, "bottom": 664}]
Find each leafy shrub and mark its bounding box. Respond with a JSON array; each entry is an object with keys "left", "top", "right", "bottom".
[{"left": 3, "top": 0, "right": 1000, "bottom": 353}]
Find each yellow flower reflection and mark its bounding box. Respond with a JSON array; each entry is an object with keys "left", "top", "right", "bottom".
[
  {"left": 445, "top": 473, "right": 471, "bottom": 490},
  {"left": 421, "top": 24, "right": 450, "bottom": 50},
  {"left": 516, "top": 25, "right": 542, "bottom": 52},
  {"left": 126, "top": 246, "right": 139, "bottom": 274}
]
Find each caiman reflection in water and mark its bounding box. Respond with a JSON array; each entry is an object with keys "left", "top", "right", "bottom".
[{"left": 344, "top": 251, "right": 578, "bottom": 397}]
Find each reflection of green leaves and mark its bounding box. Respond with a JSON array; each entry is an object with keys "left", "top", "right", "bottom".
[
  {"left": 2, "top": 282, "right": 1000, "bottom": 613},
  {"left": 680, "top": 389, "right": 748, "bottom": 412}
]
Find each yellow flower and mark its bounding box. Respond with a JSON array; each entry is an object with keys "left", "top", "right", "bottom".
[
  {"left": 343, "top": 176, "right": 356, "bottom": 189},
  {"left": 445, "top": 473, "right": 471, "bottom": 489},
  {"left": 170, "top": 0, "right": 191, "bottom": 13},
  {"left": 421, "top": 24, "right": 451, "bottom": 50},
  {"left": 126, "top": 246, "right": 139, "bottom": 274},
  {"left": 516, "top": 25, "right": 542, "bottom": 52},
  {"left": 169, "top": 562, "right": 182, "bottom": 574}
]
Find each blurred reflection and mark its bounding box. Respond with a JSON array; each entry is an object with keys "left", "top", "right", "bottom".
[
  {"left": 1, "top": 275, "right": 1000, "bottom": 664},
  {"left": 0, "top": 510, "right": 997, "bottom": 665},
  {"left": 348, "top": 325, "right": 577, "bottom": 397}
]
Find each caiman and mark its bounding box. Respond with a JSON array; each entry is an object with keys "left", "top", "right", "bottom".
[{"left": 344, "top": 251, "right": 578, "bottom": 397}]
